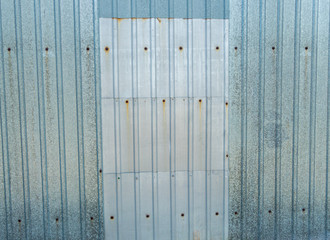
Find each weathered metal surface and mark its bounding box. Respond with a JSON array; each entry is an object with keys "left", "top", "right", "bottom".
[
  {"left": 229, "top": 0, "right": 330, "bottom": 239},
  {"left": 99, "top": 0, "right": 229, "bottom": 19},
  {"left": 0, "top": 0, "right": 103, "bottom": 239},
  {"left": 101, "top": 18, "right": 229, "bottom": 239}
]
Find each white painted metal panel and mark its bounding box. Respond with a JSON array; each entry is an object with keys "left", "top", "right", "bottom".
[{"left": 101, "top": 18, "right": 228, "bottom": 239}]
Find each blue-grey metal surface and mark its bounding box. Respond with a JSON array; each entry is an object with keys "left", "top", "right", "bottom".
[
  {"left": 99, "top": 0, "right": 229, "bottom": 19},
  {"left": 100, "top": 17, "right": 229, "bottom": 239},
  {"left": 0, "top": 0, "right": 103, "bottom": 239},
  {"left": 229, "top": 0, "right": 330, "bottom": 239}
]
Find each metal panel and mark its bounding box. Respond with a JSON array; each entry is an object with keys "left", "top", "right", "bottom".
[
  {"left": 0, "top": 0, "right": 103, "bottom": 239},
  {"left": 101, "top": 18, "right": 229, "bottom": 239},
  {"left": 229, "top": 0, "right": 330, "bottom": 239},
  {"left": 99, "top": 0, "right": 229, "bottom": 19}
]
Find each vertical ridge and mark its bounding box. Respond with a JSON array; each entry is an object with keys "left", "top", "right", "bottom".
[
  {"left": 73, "top": 0, "right": 83, "bottom": 236},
  {"left": 0, "top": 0, "right": 10, "bottom": 237}
]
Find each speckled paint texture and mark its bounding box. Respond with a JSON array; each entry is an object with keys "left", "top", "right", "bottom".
[
  {"left": 229, "top": 0, "right": 330, "bottom": 239},
  {"left": 0, "top": 0, "right": 103, "bottom": 239}
]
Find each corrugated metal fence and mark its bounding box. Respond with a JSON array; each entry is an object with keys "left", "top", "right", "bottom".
[
  {"left": 229, "top": 0, "right": 330, "bottom": 239},
  {"left": 1, "top": 0, "right": 330, "bottom": 239},
  {"left": 0, "top": 0, "right": 103, "bottom": 239}
]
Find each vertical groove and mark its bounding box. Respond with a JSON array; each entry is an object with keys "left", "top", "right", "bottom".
[
  {"left": 0, "top": 0, "right": 10, "bottom": 237},
  {"left": 93, "top": 0, "right": 103, "bottom": 237},
  {"left": 277, "top": 0, "right": 284, "bottom": 237},
  {"left": 13, "top": 0, "right": 28, "bottom": 238},
  {"left": 18, "top": 0, "right": 32, "bottom": 236},
  {"left": 77, "top": 0, "right": 87, "bottom": 235},
  {"left": 257, "top": 0, "right": 264, "bottom": 236},
  {"left": 73, "top": 0, "right": 83, "bottom": 236},
  {"left": 240, "top": 0, "right": 245, "bottom": 236},
  {"left": 37, "top": 0, "right": 51, "bottom": 236},
  {"left": 223, "top": 0, "right": 227, "bottom": 239},
  {"left": 149, "top": 1, "right": 156, "bottom": 239},
  {"left": 204, "top": 1, "right": 208, "bottom": 238},
  {"left": 168, "top": 0, "right": 173, "bottom": 238},
  {"left": 291, "top": 0, "right": 301, "bottom": 237},
  {"left": 130, "top": 1, "right": 138, "bottom": 239},
  {"left": 326, "top": 1, "right": 330, "bottom": 235},
  {"left": 308, "top": 0, "right": 319, "bottom": 237},
  {"left": 186, "top": 1, "right": 191, "bottom": 238},
  {"left": 110, "top": 1, "right": 119, "bottom": 238},
  {"left": 52, "top": 0, "right": 65, "bottom": 237},
  {"left": 325, "top": 1, "right": 330, "bottom": 238},
  {"left": 57, "top": 0, "right": 69, "bottom": 236},
  {"left": 222, "top": 0, "right": 227, "bottom": 237},
  {"left": 32, "top": 0, "right": 46, "bottom": 237}
]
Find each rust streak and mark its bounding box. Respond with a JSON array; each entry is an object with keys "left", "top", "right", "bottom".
[
  {"left": 157, "top": 18, "right": 161, "bottom": 23},
  {"left": 126, "top": 100, "right": 129, "bottom": 121},
  {"left": 163, "top": 100, "right": 166, "bottom": 119}
]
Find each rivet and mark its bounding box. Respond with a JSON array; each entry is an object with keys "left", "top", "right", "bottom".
[
  {"left": 234, "top": 47, "right": 238, "bottom": 50},
  {"left": 181, "top": 213, "right": 184, "bottom": 217},
  {"left": 199, "top": 99, "right": 202, "bottom": 103},
  {"left": 179, "top": 46, "right": 183, "bottom": 50},
  {"left": 234, "top": 212, "right": 238, "bottom": 215},
  {"left": 45, "top": 47, "right": 49, "bottom": 51},
  {"left": 144, "top": 47, "right": 148, "bottom": 51},
  {"left": 99, "top": 169, "right": 102, "bottom": 173},
  {"left": 18, "top": 219, "right": 21, "bottom": 223},
  {"left": 226, "top": 154, "right": 229, "bottom": 158},
  {"left": 126, "top": 100, "right": 129, "bottom": 104},
  {"left": 90, "top": 217, "right": 94, "bottom": 220},
  {"left": 215, "top": 212, "right": 219, "bottom": 216},
  {"left": 305, "top": 47, "right": 308, "bottom": 50},
  {"left": 146, "top": 214, "right": 150, "bottom": 218},
  {"left": 225, "top": 102, "right": 228, "bottom": 106},
  {"left": 268, "top": 210, "right": 272, "bottom": 214},
  {"left": 7, "top": 48, "right": 11, "bottom": 52},
  {"left": 216, "top": 46, "right": 219, "bottom": 50},
  {"left": 86, "top": 47, "right": 90, "bottom": 51},
  {"left": 163, "top": 99, "right": 166, "bottom": 103},
  {"left": 110, "top": 216, "right": 114, "bottom": 220},
  {"left": 302, "top": 208, "right": 306, "bottom": 212},
  {"left": 56, "top": 218, "right": 59, "bottom": 222},
  {"left": 105, "top": 46, "right": 109, "bottom": 52},
  {"left": 272, "top": 47, "right": 275, "bottom": 50}
]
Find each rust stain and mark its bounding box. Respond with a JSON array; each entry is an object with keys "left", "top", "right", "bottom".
[
  {"left": 117, "top": 18, "right": 123, "bottom": 24},
  {"left": 157, "top": 18, "right": 161, "bottom": 23},
  {"left": 126, "top": 100, "right": 129, "bottom": 121},
  {"left": 198, "top": 99, "right": 202, "bottom": 118},
  {"left": 225, "top": 102, "right": 229, "bottom": 122},
  {"left": 162, "top": 99, "right": 166, "bottom": 119},
  {"left": 105, "top": 46, "right": 110, "bottom": 55},
  {"left": 193, "top": 231, "right": 200, "bottom": 240}
]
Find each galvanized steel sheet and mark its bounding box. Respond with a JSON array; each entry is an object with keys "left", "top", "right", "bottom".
[{"left": 229, "top": 0, "right": 330, "bottom": 239}]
